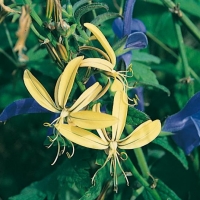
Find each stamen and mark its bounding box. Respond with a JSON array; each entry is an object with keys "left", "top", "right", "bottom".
[
  {"left": 120, "top": 152, "right": 128, "bottom": 161},
  {"left": 51, "top": 139, "right": 60, "bottom": 165},
  {"left": 66, "top": 140, "right": 75, "bottom": 158}
]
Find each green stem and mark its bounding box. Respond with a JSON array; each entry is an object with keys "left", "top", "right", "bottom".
[
  {"left": 134, "top": 148, "right": 150, "bottom": 179},
  {"left": 146, "top": 31, "right": 178, "bottom": 59},
  {"left": 160, "top": 0, "right": 200, "bottom": 43},
  {"left": 119, "top": 0, "right": 124, "bottom": 16},
  {"left": 173, "top": 15, "right": 193, "bottom": 98},
  {"left": 30, "top": 24, "right": 48, "bottom": 41},
  {"left": 0, "top": 48, "right": 18, "bottom": 67},
  {"left": 126, "top": 125, "right": 150, "bottom": 179},
  {"left": 125, "top": 156, "right": 162, "bottom": 200}
]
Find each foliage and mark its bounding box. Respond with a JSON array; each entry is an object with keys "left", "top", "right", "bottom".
[{"left": 1, "top": 0, "right": 200, "bottom": 200}]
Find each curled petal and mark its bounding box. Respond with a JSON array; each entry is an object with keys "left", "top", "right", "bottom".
[
  {"left": 55, "top": 124, "right": 109, "bottom": 149},
  {"left": 23, "top": 70, "right": 59, "bottom": 113},
  {"left": 69, "top": 111, "right": 118, "bottom": 129},
  {"left": 111, "top": 78, "right": 123, "bottom": 92},
  {"left": 84, "top": 23, "right": 116, "bottom": 66},
  {"left": 58, "top": 56, "right": 84, "bottom": 107},
  {"left": 118, "top": 120, "right": 161, "bottom": 149},
  {"left": 125, "top": 32, "right": 148, "bottom": 49},
  {"left": 0, "top": 98, "right": 50, "bottom": 122},
  {"left": 80, "top": 58, "right": 114, "bottom": 72}
]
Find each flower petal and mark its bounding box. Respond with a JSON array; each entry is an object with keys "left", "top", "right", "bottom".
[
  {"left": 125, "top": 32, "right": 148, "bottom": 49},
  {"left": 112, "top": 91, "right": 128, "bottom": 141},
  {"left": 110, "top": 78, "right": 123, "bottom": 92},
  {"left": 162, "top": 91, "right": 200, "bottom": 132},
  {"left": 80, "top": 58, "right": 114, "bottom": 72},
  {"left": 54, "top": 124, "right": 109, "bottom": 149},
  {"left": 23, "top": 70, "right": 59, "bottom": 113},
  {"left": 131, "top": 19, "right": 146, "bottom": 33},
  {"left": 118, "top": 120, "right": 161, "bottom": 149},
  {"left": 84, "top": 23, "right": 116, "bottom": 66},
  {"left": 58, "top": 56, "right": 84, "bottom": 107},
  {"left": 123, "top": 0, "right": 136, "bottom": 35},
  {"left": 69, "top": 82, "right": 102, "bottom": 112},
  {"left": 112, "top": 17, "right": 124, "bottom": 38},
  {"left": 172, "top": 116, "right": 200, "bottom": 154},
  {"left": 69, "top": 111, "right": 118, "bottom": 129},
  {"left": 0, "top": 98, "right": 50, "bottom": 122}
]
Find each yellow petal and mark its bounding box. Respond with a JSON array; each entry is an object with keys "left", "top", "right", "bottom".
[
  {"left": 92, "top": 103, "right": 109, "bottom": 142},
  {"left": 69, "top": 111, "right": 118, "bottom": 129},
  {"left": 23, "top": 70, "right": 59, "bottom": 113},
  {"left": 84, "top": 23, "right": 116, "bottom": 66},
  {"left": 69, "top": 82, "right": 102, "bottom": 112},
  {"left": 80, "top": 58, "right": 114, "bottom": 72},
  {"left": 118, "top": 120, "right": 161, "bottom": 149},
  {"left": 93, "top": 79, "right": 110, "bottom": 101},
  {"left": 111, "top": 78, "right": 123, "bottom": 92},
  {"left": 58, "top": 56, "right": 84, "bottom": 107},
  {"left": 112, "top": 91, "right": 128, "bottom": 141},
  {"left": 55, "top": 124, "right": 109, "bottom": 149},
  {"left": 54, "top": 74, "right": 62, "bottom": 108}
]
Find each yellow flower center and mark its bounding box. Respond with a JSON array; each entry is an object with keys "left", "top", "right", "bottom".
[{"left": 60, "top": 108, "right": 69, "bottom": 118}]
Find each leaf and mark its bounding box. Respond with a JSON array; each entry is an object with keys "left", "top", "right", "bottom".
[
  {"left": 74, "top": 3, "right": 108, "bottom": 23},
  {"left": 79, "top": 164, "right": 108, "bottom": 200},
  {"left": 0, "top": 98, "right": 50, "bottom": 122},
  {"left": 9, "top": 149, "right": 91, "bottom": 200},
  {"left": 132, "top": 50, "right": 161, "bottom": 64},
  {"left": 126, "top": 106, "right": 150, "bottom": 127},
  {"left": 90, "top": 12, "right": 119, "bottom": 27},
  {"left": 152, "top": 136, "right": 188, "bottom": 169},
  {"left": 156, "top": 179, "right": 182, "bottom": 200},
  {"left": 129, "top": 61, "right": 170, "bottom": 95}
]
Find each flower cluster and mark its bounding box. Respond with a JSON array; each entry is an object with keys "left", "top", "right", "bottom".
[{"left": 0, "top": 0, "right": 161, "bottom": 192}]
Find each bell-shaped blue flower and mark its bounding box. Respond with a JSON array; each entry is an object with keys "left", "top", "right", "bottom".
[
  {"left": 162, "top": 92, "right": 200, "bottom": 154},
  {"left": 112, "top": 0, "right": 148, "bottom": 66}
]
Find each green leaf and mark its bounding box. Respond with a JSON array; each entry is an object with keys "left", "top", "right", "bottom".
[
  {"left": 9, "top": 148, "right": 91, "bottom": 200},
  {"left": 74, "top": 3, "right": 109, "bottom": 24},
  {"left": 126, "top": 106, "right": 150, "bottom": 127},
  {"left": 132, "top": 50, "right": 161, "bottom": 64},
  {"left": 156, "top": 179, "right": 182, "bottom": 200},
  {"left": 152, "top": 136, "right": 188, "bottom": 169},
  {"left": 129, "top": 61, "right": 170, "bottom": 95},
  {"left": 79, "top": 165, "right": 108, "bottom": 200},
  {"left": 90, "top": 12, "right": 119, "bottom": 27}
]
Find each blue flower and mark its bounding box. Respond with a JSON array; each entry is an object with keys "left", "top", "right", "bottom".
[
  {"left": 112, "top": 0, "right": 148, "bottom": 66},
  {"left": 162, "top": 92, "right": 200, "bottom": 154}
]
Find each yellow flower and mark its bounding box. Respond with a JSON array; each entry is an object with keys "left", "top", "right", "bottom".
[
  {"left": 55, "top": 91, "right": 161, "bottom": 191},
  {"left": 80, "top": 23, "right": 133, "bottom": 94},
  {"left": 23, "top": 56, "right": 118, "bottom": 163},
  {"left": 24, "top": 56, "right": 117, "bottom": 129}
]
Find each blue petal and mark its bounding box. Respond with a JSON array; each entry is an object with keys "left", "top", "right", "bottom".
[
  {"left": 85, "top": 75, "right": 97, "bottom": 88},
  {"left": 163, "top": 91, "right": 200, "bottom": 132},
  {"left": 120, "top": 51, "right": 133, "bottom": 67},
  {"left": 112, "top": 17, "right": 124, "bottom": 38},
  {"left": 131, "top": 19, "right": 146, "bottom": 32},
  {"left": 172, "top": 116, "right": 200, "bottom": 154},
  {"left": 125, "top": 32, "right": 148, "bottom": 49},
  {"left": 123, "top": 0, "right": 136, "bottom": 35},
  {"left": 0, "top": 98, "right": 50, "bottom": 122}
]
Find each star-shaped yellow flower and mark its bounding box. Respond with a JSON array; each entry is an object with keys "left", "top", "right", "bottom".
[
  {"left": 55, "top": 91, "right": 161, "bottom": 191},
  {"left": 23, "top": 56, "right": 117, "bottom": 129}
]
